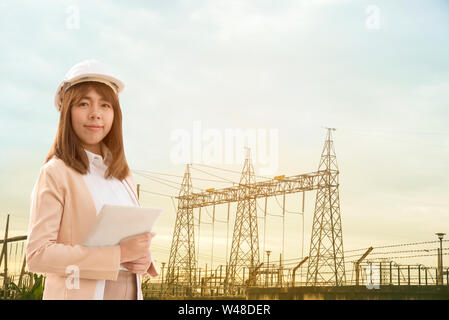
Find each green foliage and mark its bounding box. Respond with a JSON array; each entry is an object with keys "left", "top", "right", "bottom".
[{"left": 7, "top": 274, "right": 44, "bottom": 300}]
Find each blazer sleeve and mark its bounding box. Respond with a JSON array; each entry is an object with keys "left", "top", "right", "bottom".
[{"left": 26, "top": 165, "right": 121, "bottom": 281}]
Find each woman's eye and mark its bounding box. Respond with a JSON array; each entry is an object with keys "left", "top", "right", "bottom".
[
  {"left": 102, "top": 104, "right": 111, "bottom": 108},
  {"left": 79, "top": 102, "right": 88, "bottom": 107}
]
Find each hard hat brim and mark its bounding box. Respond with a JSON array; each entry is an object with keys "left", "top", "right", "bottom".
[{"left": 54, "top": 73, "right": 125, "bottom": 112}]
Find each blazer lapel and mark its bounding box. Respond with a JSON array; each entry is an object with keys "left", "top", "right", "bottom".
[
  {"left": 70, "top": 169, "right": 100, "bottom": 244},
  {"left": 124, "top": 175, "right": 140, "bottom": 206}
]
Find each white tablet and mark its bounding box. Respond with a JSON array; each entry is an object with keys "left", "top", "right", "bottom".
[{"left": 82, "top": 204, "right": 162, "bottom": 247}]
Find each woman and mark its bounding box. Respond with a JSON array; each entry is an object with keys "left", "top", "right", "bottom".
[{"left": 26, "top": 59, "right": 158, "bottom": 300}]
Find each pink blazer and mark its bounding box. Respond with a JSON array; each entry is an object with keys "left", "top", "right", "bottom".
[{"left": 26, "top": 156, "right": 159, "bottom": 300}]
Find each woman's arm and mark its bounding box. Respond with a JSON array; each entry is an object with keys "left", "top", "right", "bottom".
[{"left": 26, "top": 165, "right": 121, "bottom": 281}]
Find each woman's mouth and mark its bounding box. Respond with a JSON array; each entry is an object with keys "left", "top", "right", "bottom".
[{"left": 84, "top": 125, "right": 103, "bottom": 131}]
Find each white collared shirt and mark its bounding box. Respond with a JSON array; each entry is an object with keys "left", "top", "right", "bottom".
[{"left": 82, "top": 143, "right": 143, "bottom": 300}]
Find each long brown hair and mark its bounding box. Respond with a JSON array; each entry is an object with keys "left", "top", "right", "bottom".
[{"left": 45, "top": 81, "right": 130, "bottom": 181}]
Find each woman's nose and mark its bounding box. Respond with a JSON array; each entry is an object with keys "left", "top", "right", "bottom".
[
  {"left": 88, "top": 104, "right": 102, "bottom": 119},
  {"left": 89, "top": 111, "right": 101, "bottom": 119}
]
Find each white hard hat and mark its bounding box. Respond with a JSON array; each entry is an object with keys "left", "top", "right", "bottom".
[{"left": 54, "top": 59, "right": 125, "bottom": 112}]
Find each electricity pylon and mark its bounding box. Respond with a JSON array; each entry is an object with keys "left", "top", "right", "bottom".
[
  {"left": 306, "top": 128, "right": 346, "bottom": 286},
  {"left": 224, "top": 147, "right": 260, "bottom": 294},
  {"left": 164, "top": 129, "right": 346, "bottom": 297},
  {"left": 165, "top": 164, "right": 197, "bottom": 296}
]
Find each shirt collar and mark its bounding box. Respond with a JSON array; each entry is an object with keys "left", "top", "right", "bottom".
[{"left": 84, "top": 142, "right": 112, "bottom": 165}]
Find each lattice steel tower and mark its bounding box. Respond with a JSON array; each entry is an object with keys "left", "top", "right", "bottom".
[
  {"left": 165, "top": 164, "right": 197, "bottom": 296},
  {"left": 224, "top": 148, "right": 260, "bottom": 294},
  {"left": 306, "top": 128, "right": 346, "bottom": 286}
]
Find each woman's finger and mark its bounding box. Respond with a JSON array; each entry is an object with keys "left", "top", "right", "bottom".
[
  {"left": 133, "top": 254, "right": 151, "bottom": 262},
  {"left": 130, "top": 267, "right": 146, "bottom": 274},
  {"left": 132, "top": 263, "right": 147, "bottom": 268},
  {"left": 124, "top": 261, "right": 149, "bottom": 269}
]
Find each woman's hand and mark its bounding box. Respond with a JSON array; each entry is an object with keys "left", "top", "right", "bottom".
[
  {"left": 122, "top": 254, "right": 153, "bottom": 275},
  {"left": 119, "top": 232, "right": 155, "bottom": 263}
]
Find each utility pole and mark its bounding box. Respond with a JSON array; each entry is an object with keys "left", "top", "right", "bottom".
[
  {"left": 160, "top": 262, "right": 166, "bottom": 298},
  {"left": 266, "top": 250, "right": 271, "bottom": 287},
  {"left": 436, "top": 233, "right": 445, "bottom": 285},
  {"left": 1, "top": 215, "right": 10, "bottom": 299},
  {"left": 355, "top": 247, "right": 373, "bottom": 286}
]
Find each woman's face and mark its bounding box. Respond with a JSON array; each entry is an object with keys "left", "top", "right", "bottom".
[{"left": 71, "top": 88, "right": 114, "bottom": 154}]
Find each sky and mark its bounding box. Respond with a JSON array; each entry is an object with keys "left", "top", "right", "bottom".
[{"left": 1, "top": 0, "right": 448, "bottom": 278}]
